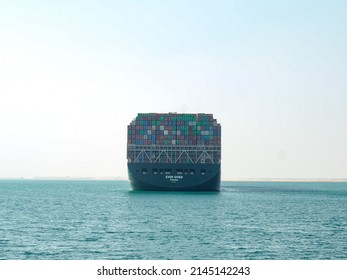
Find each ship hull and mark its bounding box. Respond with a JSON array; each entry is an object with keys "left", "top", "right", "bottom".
[{"left": 128, "top": 163, "right": 220, "bottom": 191}]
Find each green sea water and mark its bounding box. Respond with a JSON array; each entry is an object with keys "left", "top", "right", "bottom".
[{"left": 0, "top": 180, "right": 346, "bottom": 260}]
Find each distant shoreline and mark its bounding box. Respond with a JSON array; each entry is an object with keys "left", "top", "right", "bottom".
[
  {"left": 0, "top": 177, "right": 346, "bottom": 182},
  {"left": 223, "top": 178, "right": 347, "bottom": 182}
]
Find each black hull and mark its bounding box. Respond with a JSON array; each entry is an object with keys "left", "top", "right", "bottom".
[{"left": 128, "top": 163, "right": 221, "bottom": 191}]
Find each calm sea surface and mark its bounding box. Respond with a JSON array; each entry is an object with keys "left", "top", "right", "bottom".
[{"left": 0, "top": 180, "right": 346, "bottom": 260}]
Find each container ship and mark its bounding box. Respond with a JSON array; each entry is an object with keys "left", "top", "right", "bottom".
[{"left": 127, "top": 113, "right": 221, "bottom": 191}]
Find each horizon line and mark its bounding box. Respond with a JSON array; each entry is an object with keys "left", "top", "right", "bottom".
[{"left": 0, "top": 177, "right": 347, "bottom": 182}]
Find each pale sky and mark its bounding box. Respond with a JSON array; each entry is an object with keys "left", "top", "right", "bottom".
[{"left": 1, "top": 0, "right": 346, "bottom": 179}]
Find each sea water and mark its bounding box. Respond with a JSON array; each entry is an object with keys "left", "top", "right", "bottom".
[{"left": 0, "top": 180, "right": 346, "bottom": 260}]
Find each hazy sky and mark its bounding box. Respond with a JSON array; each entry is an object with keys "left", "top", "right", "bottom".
[{"left": 1, "top": 0, "right": 346, "bottom": 179}]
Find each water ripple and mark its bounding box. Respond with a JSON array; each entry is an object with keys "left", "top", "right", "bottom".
[{"left": 0, "top": 180, "right": 346, "bottom": 259}]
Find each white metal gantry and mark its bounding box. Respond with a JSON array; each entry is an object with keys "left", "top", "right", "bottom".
[{"left": 127, "top": 145, "right": 221, "bottom": 164}]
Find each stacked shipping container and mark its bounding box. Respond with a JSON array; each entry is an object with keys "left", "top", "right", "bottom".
[{"left": 127, "top": 113, "right": 221, "bottom": 146}]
